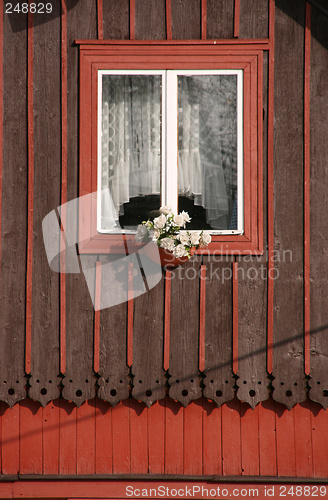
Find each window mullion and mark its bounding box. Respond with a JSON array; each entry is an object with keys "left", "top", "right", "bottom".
[{"left": 165, "top": 71, "right": 178, "bottom": 214}]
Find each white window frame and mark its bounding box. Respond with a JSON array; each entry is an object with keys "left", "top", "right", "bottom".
[{"left": 97, "top": 69, "right": 244, "bottom": 235}]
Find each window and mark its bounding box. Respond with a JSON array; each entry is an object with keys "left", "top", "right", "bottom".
[{"left": 78, "top": 41, "right": 264, "bottom": 255}]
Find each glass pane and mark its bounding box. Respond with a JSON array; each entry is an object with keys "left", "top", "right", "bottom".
[
  {"left": 178, "top": 75, "right": 238, "bottom": 230},
  {"left": 100, "top": 74, "right": 162, "bottom": 231}
]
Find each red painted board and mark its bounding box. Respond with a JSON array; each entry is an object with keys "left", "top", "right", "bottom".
[
  {"left": 166, "top": 0, "right": 172, "bottom": 40},
  {"left": 59, "top": 399, "right": 77, "bottom": 474},
  {"left": 112, "top": 400, "right": 130, "bottom": 474},
  {"left": 148, "top": 400, "right": 165, "bottom": 474},
  {"left": 311, "top": 401, "right": 328, "bottom": 478},
  {"left": 130, "top": 0, "right": 135, "bottom": 39},
  {"left": 1, "top": 402, "right": 19, "bottom": 474},
  {"left": 43, "top": 400, "right": 60, "bottom": 474},
  {"left": 240, "top": 403, "right": 259, "bottom": 475},
  {"left": 275, "top": 401, "right": 296, "bottom": 476},
  {"left": 130, "top": 399, "right": 148, "bottom": 474},
  {"left": 97, "top": 0, "right": 103, "bottom": 39},
  {"left": 294, "top": 401, "right": 313, "bottom": 477},
  {"left": 258, "top": 398, "right": 277, "bottom": 476},
  {"left": 234, "top": 0, "right": 240, "bottom": 38},
  {"left": 95, "top": 398, "right": 113, "bottom": 474},
  {"left": 183, "top": 400, "right": 203, "bottom": 475},
  {"left": 76, "top": 399, "right": 96, "bottom": 474},
  {"left": 222, "top": 399, "right": 241, "bottom": 475},
  {"left": 165, "top": 397, "right": 183, "bottom": 474},
  {"left": 201, "top": 0, "right": 207, "bottom": 40},
  {"left": 19, "top": 400, "right": 43, "bottom": 474},
  {"left": 202, "top": 399, "right": 222, "bottom": 476}
]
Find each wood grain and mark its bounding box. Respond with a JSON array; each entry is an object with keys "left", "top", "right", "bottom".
[
  {"left": 135, "top": 0, "right": 166, "bottom": 39},
  {"left": 207, "top": 0, "right": 234, "bottom": 39},
  {"left": 171, "top": 0, "right": 201, "bottom": 39}
]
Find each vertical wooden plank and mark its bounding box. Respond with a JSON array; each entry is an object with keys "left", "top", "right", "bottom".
[
  {"left": 183, "top": 400, "right": 203, "bottom": 475},
  {"left": 275, "top": 402, "right": 296, "bottom": 476},
  {"left": 239, "top": 0, "right": 269, "bottom": 39},
  {"left": 308, "top": 7, "right": 328, "bottom": 408},
  {"left": 112, "top": 400, "right": 130, "bottom": 474},
  {"left": 221, "top": 399, "right": 241, "bottom": 475},
  {"left": 132, "top": 277, "right": 166, "bottom": 406},
  {"left": 166, "top": 0, "right": 172, "bottom": 39},
  {"left": 272, "top": 0, "right": 307, "bottom": 408},
  {"left": 202, "top": 399, "right": 222, "bottom": 476},
  {"left": 29, "top": 0, "right": 61, "bottom": 406},
  {"left": 199, "top": 266, "right": 206, "bottom": 373},
  {"left": 201, "top": 0, "right": 207, "bottom": 39},
  {"left": 171, "top": 0, "right": 201, "bottom": 39},
  {"left": 0, "top": 0, "right": 27, "bottom": 407},
  {"left": 311, "top": 401, "right": 328, "bottom": 478},
  {"left": 97, "top": 0, "right": 104, "bottom": 39},
  {"left": 59, "top": 399, "right": 77, "bottom": 474},
  {"left": 258, "top": 399, "right": 277, "bottom": 476},
  {"left": 304, "top": 2, "right": 311, "bottom": 376},
  {"left": 148, "top": 400, "right": 165, "bottom": 474},
  {"left": 94, "top": 261, "right": 101, "bottom": 373},
  {"left": 103, "top": 0, "right": 130, "bottom": 39},
  {"left": 164, "top": 270, "right": 171, "bottom": 371},
  {"left": 1, "top": 403, "right": 20, "bottom": 474},
  {"left": 97, "top": 257, "right": 130, "bottom": 406},
  {"left": 234, "top": 0, "right": 240, "bottom": 38},
  {"left": 19, "top": 400, "right": 43, "bottom": 474},
  {"left": 267, "top": 0, "right": 275, "bottom": 376},
  {"left": 232, "top": 261, "right": 238, "bottom": 374},
  {"left": 135, "top": 0, "right": 166, "bottom": 39},
  {"left": 60, "top": 0, "right": 68, "bottom": 377},
  {"left": 237, "top": 259, "right": 269, "bottom": 408},
  {"left": 130, "top": 0, "right": 135, "bottom": 39},
  {"left": 25, "top": 9, "right": 34, "bottom": 377},
  {"left": 76, "top": 399, "right": 96, "bottom": 474},
  {"left": 203, "top": 259, "right": 234, "bottom": 406},
  {"left": 64, "top": 0, "right": 98, "bottom": 405},
  {"left": 207, "top": 0, "right": 234, "bottom": 39},
  {"left": 130, "top": 400, "right": 148, "bottom": 474},
  {"left": 240, "top": 404, "right": 260, "bottom": 475},
  {"left": 95, "top": 398, "right": 113, "bottom": 474},
  {"left": 43, "top": 400, "right": 60, "bottom": 474},
  {"left": 169, "top": 259, "right": 202, "bottom": 406},
  {"left": 165, "top": 398, "right": 184, "bottom": 474},
  {"left": 294, "top": 401, "right": 313, "bottom": 477}
]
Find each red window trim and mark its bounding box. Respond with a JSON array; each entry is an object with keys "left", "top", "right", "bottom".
[{"left": 77, "top": 41, "right": 266, "bottom": 255}]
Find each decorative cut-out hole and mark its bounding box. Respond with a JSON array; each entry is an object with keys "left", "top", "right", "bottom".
[
  {"left": 317, "top": 381, "right": 321, "bottom": 385},
  {"left": 110, "top": 389, "right": 117, "bottom": 397},
  {"left": 139, "top": 380, "right": 142, "bottom": 384},
  {"left": 225, "top": 380, "right": 228, "bottom": 384},
  {"left": 106, "top": 379, "right": 109, "bottom": 383},
  {"left": 36, "top": 380, "right": 40, "bottom": 383},
  {"left": 286, "top": 390, "right": 292, "bottom": 397},
  {"left": 280, "top": 382, "right": 284, "bottom": 385},
  {"left": 16, "top": 380, "right": 19, "bottom": 384},
  {"left": 69, "top": 379, "right": 73, "bottom": 383},
  {"left": 8, "top": 388, "right": 15, "bottom": 395},
  {"left": 210, "top": 380, "right": 214, "bottom": 384},
  {"left": 176, "top": 379, "right": 180, "bottom": 383},
  {"left": 294, "top": 382, "right": 298, "bottom": 386},
  {"left": 49, "top": 380, "right": 52, "bottom": 383},
  {"left": 119, "top": 380, "right": 123, "bottom": 383},
  {"left": 156, "top": 380, "right": 159, "bottom": 384},
  {"left": 190, "top": 379, "right": 194, "bottom": 383},
  {"left": 85, "top": 379, "right": 89, "bottom": 383},
  {"left": 3, "top": 381, "right": 7, "bottom": 384},
  {"left": 146, "top": 390, "right": 152, "bottom": 397},
  {"left": 216, "top": 390, "right": 222, "bottom": 397},
  {"left": 76, "top": 390, "right": 82, "bottom": 397},
  {"left": 258, "top": 381, "right": 261, "bottom": 385},
  {"left": 323, "top": 390, "right": 328, "bottom": 397},
  {"left": 249, "top": 390, "right": 256, "bottom": 397},
  {"left": 182, "top": 389, "right": 188, "bottom": 397},
  {"left": 40, "top": 388, "right": 47, "bottom": 395},
  {"left": 243, "top": 380, "right": 247, "bottom": 384}
]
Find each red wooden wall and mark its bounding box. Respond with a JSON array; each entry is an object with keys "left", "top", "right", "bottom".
[{"left": 0, "top": 0, "right": 328, "bottom": 487}]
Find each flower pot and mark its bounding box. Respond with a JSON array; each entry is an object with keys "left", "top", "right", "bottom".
[{"left": 158, "top": 247, "right": 195, "bottom": 269}]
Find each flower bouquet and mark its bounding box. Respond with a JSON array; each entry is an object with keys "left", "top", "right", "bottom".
[{"left": 135, "top": 206, "right": 212, "bottom": 268}]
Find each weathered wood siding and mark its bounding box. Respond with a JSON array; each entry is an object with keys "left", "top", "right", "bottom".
[{"left": 0, "top": 0, "right": 328, "bottom": 478}]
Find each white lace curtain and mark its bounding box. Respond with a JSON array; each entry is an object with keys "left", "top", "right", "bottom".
[{"left": 101, "top": 74, "right": 236, "bottom": 230}]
